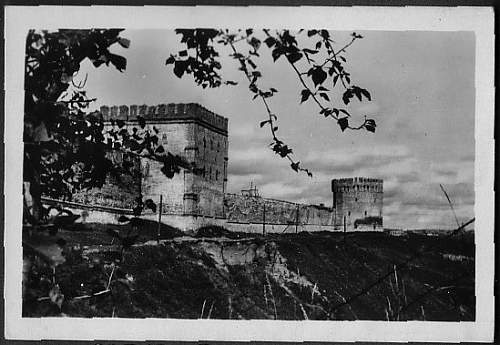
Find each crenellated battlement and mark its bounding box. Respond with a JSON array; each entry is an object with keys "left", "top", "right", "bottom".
[
  {"left": 332, "top": 177, "right": 383, "bottom": 193},
  {"left": 100, "top": 102, "right": 228, "bottom": 134}
]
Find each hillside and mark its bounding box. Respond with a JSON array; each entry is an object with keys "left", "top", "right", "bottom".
[{"left": 22, "top": 224, "right": 474, "bottom": 321}]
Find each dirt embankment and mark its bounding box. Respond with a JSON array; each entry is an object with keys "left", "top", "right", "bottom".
[{"left": 22, "top": 226, "right": 474, "bottom": 321}]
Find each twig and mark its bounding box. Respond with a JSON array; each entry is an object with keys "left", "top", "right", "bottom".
[
  {"left": 439, "top": 184, "right": 461, "bottom": 228},
  {"left": 311, "top": 282, "right": 318, "bottom": 303},
  {"left": 227, "top": 296, "right": 232, "bottom": 319},
  {"left": 72, "top": 289, "right": 110, "bottom": 301},
  {"left": 265, "top": 273, "right": 278, "bottom": 320},
  {"left": 207, "top": 301, "right": 215, "bottom": 319},
  {"left": 106, "top": 264, "right": 116, "bottom": 290},
  {"left": 200, "top": 299, "right": 206, "bottom": 319},
  {"left": 299, "top": 303, "right": 309, "bottom": 320}
]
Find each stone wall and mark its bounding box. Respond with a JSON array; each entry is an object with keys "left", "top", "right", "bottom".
[
  {"left": 101, "top": 103, "right": 229, "bottom": 218},
  {"left": 100, "top": 103, "right": 228, "bottom": 134},
  {"left": 223, "top": 193, "right": 337, "bottom": 226},
  {"left": 71, "top": 150, "right": 141, "bottom": 209},
  {"left": 332, "top": 177, "right": 383, "bottom": 230}
]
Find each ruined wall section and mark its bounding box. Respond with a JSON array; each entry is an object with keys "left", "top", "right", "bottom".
[
  {"left": 224, "top": 194, "right": 335, "bottom": 226},
  {"left": 72, "top": 150, "right": 141, "bottom": 209},
  {"left": 332, "top": 177, "right": 383, "bottom": 230}
]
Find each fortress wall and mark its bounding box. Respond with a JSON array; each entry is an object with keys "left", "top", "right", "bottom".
[
  {"left": 190, "top": 122, "right": 228, "bottom": 218},
  {"left": 224, "top": 193, "right": 336, "bottom": 226},
  {"left": 141, "top": 158, "right": 185, "bottom": 214},
  {"left": 101, "top": 103, "right": 229, "bottom": 219},
  {"left": 71, "top": 150, "right": 141, "bottom": 209}
]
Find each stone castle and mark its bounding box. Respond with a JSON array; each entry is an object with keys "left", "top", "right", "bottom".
[{"left": 50, "top": 102, "right": 383, "bottom": 233}]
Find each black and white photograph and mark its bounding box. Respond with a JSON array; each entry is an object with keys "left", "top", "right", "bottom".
[{"left": 3, "top": 5, "right": 494, "bottom": 343}]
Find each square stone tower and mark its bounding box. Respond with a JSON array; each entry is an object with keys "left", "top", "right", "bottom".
[
  {"left": 101, "top": 103, "right": 228, "bottom": 218},
  {"left": 331, "top": 177, "right": 383, "bottom": 230}
]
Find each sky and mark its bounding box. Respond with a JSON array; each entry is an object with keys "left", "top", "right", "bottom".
[{"left": 79, "top": 29, "right": 475, "bottom": 229}]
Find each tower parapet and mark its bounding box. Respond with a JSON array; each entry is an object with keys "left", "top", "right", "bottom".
[{"left": 100, "top": 102, "right": 228, "bottom": 135}]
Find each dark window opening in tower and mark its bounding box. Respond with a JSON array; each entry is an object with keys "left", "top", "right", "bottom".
[
  {"left": 348, "top": 211, "right": 351, "bottom": 217},
  {"left": 365, "top": 210, "right": 367, "bottom": 216},
  {"left": 210, "top": 140, "right": 213, "bottom": 150},
  {"left": 355, "top": 198, "right": 358, "bottom": 202},
  {"left": 203, "top": 137, "right": 206, "bottom": 149},
  {"left": 209, "top": 167, "right": 212, "bottom": 180},
  {"left": 216, "top": 170, "right": 219, "bottom": 181}
]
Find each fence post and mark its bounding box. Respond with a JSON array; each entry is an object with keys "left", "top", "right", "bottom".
[
  {"left": 343, "top": 215, "right": 346, "bottom": 243},
  {"left": 295, "top": 204, "right": 299, "bottom": 234},
  {"left": 262, "top": 203, "right": 266, "bottom": 235},
  {"left": 157, "top": 194, "right": 163, "bottom": 244}
]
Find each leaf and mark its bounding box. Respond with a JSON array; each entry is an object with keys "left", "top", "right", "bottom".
[
  {"left": 365, "top": 119, "right": 377, "bottom": 133},
  {"left": 319, "top": 93, "right": 330, "bottom": 102},
  {"left": 33, "top": 121, "right": 50, "bottom": 142},
  {"left": 118, "top": 37, "right": 131, "bottom": 48},
  {"left": 49, "top": 284, "right": 64, "bottom": 309},
  {"left": 224, "top": 80, "right": 238, "bottom": 85},
  {"left": 247, "top": 59, "right": 257, "bottom": 69},
  {"left": 303, "top": 48, "right": 318, "bottom": 55},
  {"left": 318, "top": 86, "right": 329, "bottom": 91},
  {"left": 360, "top": 88, "right": 371, "bottom": 101},
  {"left": 144, "top": 199, "right": 157, "bottom": 213},
  {"left": 264, "top": 36, "right": 276, "bottom": 48},
  {"left": 291, "top": 161, "right": 300, "bottom": 172},
  {"left": 287, "top": 52, "right": 303, "bottom": 64},
  {"left": 108, "top": 53, "right": 127, "bottom": 72},
  {"left": 133, "top": 205, "right": 143, "bottom": 216},
  {"left": 272, "top": 47, "right": 284, "bottom": 61},
  {"left": 338, "top": 117, "right": 349, "bottom": 132},
  {"left": 342, "top": 89, "right": 353, "bottom": 105},
  {"left": 270, "top": 87, "right": 278, "bottom": 93},
  {"left": 156, "top": 145, "right": 165, "bottom": 154},
  {"left": 315, "top": 41, "right": 322, "bottom": 50},
  {"left": 311, "top": 67, "right": 327, "bottom": 86},
  {"left": 137, "top": 116, "right": 146, "bottom": 129},
  {"left": 173, "top": 60, "right": 186, "bottom": 78},
  {"left": 300, "top": 89, "right": 311, "bottom": 103},
  {"left": 246, "top": 28, "right": 253, "bottom": 36},
  {"left": 165, "top": 56, "right": 175, "bottom": 65},
  {"left": 339, "top": 109, "right": 350, "bottom": 117},
  {"left": 333, "top": 74, "right": 339, "bottom": 86},
  {"left": 320, "top": 108, "right": 333, "bottom": 117},
  {"left": 307, "top": 30, "right": 318, "bottom": 37},
  {"left": 179, "top": 50, "right": 188, "bottom": 57},
  {"left": 260, "top": 120, "right": 270, "bottom": 128},
  {"left": 353, "top": 88, "right": 362, "bottom": 101}
]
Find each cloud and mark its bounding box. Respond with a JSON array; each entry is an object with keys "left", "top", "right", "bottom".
[{"left": 80, "top": 29, "right": 475, "bottom": 229}]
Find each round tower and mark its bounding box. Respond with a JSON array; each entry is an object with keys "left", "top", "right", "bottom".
[{"left": 331, "top": 177, "right": 383, "bottom": 231}]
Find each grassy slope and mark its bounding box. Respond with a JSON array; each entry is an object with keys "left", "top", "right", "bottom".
[{"left": 22, "top": 225, "right": 474, "bottom": 321}]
